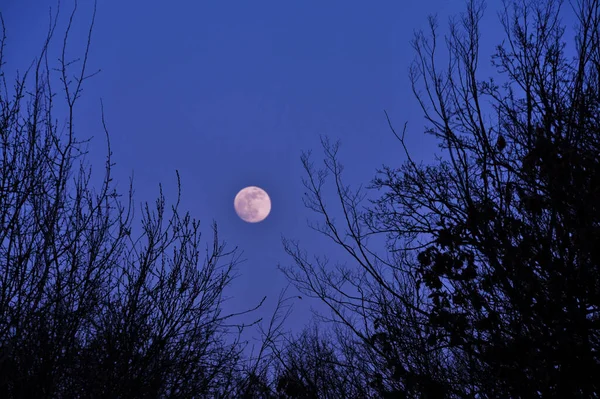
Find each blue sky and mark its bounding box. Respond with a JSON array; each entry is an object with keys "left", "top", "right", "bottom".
[{"left": 4, "top": 0, "right": 511, "bottom": 336}]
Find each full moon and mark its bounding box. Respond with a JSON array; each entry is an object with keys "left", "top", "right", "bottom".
[{"left": 234, "top": 186, "right": 271, "bottom": 223}]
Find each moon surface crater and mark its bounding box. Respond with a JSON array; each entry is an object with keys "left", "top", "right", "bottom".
[{"left": 234, "top": 186, "right": 271, "bottom": 223}]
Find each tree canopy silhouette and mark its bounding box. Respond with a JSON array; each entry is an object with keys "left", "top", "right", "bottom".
[
  {"left": 3, "top": 0, "right": 600, "bottom": 397},
  {"left": 281, "top": 0, "right": 600, "bottom": 397},
  {"left": 0, "top": 3, "right": 281, "bottom": 398}
]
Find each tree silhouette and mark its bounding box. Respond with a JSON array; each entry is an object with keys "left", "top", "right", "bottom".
[
  {"left": 5, "top": 0, "right": 600, "bottom": 397},
  {"left": 270, "top": 324, "right": 373, "bottom": 398},
  {"left": 281, "top": 0, "right": 600, "bottom": 397},
  {"left": 0, "top": 3, "right": 277, "bottom": 398}
]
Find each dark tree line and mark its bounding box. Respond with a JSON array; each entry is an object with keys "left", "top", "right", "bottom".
[
  {"left": 0, "top": 3, "right": 280, "bottom": 398},
  {"left": 278, "top": 0, "right": 600, "bottom": 397},
  {"left": 2, "top": 0, "right": 600, "bottom": 397}
]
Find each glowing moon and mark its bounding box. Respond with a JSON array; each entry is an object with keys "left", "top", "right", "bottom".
[{"left": 234, "top": 186, "right": 271, "bottom": 223}]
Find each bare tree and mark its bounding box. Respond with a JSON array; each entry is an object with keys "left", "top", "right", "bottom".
[
  {"left": 0, "top": 2, "right": 274, "bottom": 397},
  {"left": 281, "top": 0, "right": 600, "bottom": 397},
  {"left": 270, "top": 321, "right": 384, "bottom": 399},
  {"left": 281, "top": 138, "right": 458, "bottom": 398}
]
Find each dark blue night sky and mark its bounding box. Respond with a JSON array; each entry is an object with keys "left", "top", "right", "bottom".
[{"left": 4, "top": 0, "right": 554, "bottom": 335}]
